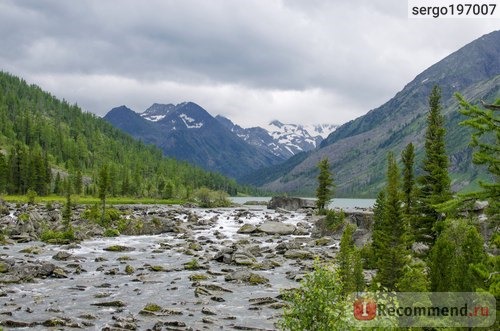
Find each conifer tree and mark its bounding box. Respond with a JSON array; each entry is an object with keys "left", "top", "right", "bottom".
[
  {"left": 373, "top": 152, "right": 408, "bottom": 290},
  {"left": 0, "top": 153, "right": 7, "bottom": 193},
  {"left": 371, "top": 190, "right": 386, "bottom": 265},
  {"left": 429, "top": 218, "right": 486, "bottom": 292},
  {"left": 401, "top": 142, "right": 416, "bottom": 218},
  {"left": 416, "top": 85, "right": 451, "bottom": 246},
  {"left": 456, "top": 95, "right": 499, "bottom": 230},
  {"left": 337, "top": 224, "right": 364, "bottom": 294},
  {"left": 316, "top": 158, "right": 334, "bottom": 214},
  {"left": 98, "top": 164, "right": 110, "bottom": 222}
]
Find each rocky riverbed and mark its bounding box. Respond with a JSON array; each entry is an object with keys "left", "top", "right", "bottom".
[{"left": 0, "top": 202, "right": 351, "bottom": 330}]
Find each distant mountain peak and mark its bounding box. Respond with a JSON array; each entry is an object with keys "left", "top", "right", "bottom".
[{"left": 217, "top": 116, "right": 338, "bottom": 159}]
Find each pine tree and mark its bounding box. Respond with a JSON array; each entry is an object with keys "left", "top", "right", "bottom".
[
  {"left": 373, "top": 152, "right": 408, "bottom": 290},
  {"left": 316, "top": 158, "right": 334, "bottom": 214},
  {"left": 416, "top": 85, "right": 451, "bottom": 246},
  {"left": 98, "top": 164, "right": 110, "bottom": 222},
  {"left": 456, "top": 95, "right": 499, "bottom": 231}
]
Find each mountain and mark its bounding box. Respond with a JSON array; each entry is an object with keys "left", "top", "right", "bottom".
[
  {"left": 104, "top": 102, "right": 282, "bottom": 179},
  {"left": 253, "top": 30, "right": 500, "bottom": 197},
  {"left": 215, "top": 116, "right": 338, "bottom": 159},
  {"left": 0, "top": 71, "right": 239, "bottom": 197}
]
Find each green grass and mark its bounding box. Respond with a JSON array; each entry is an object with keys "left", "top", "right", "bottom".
[{"left": 1, "top": 195, "right": 184, "bottom": 205}]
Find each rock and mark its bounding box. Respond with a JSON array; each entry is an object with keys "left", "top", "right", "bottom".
[
  {"left": 103, "top": 245, "right": 135, "bottom": 252},
  {"left": 267, "top": 197, "right": 316, "bottom": 211},
  {"left": 91, "top": 300, "right": 126, "bottom": 307},
  {"left": 225, "top": 270, "right": 269, "bottom": 285},
  {"left": 284, "top": 249, "right": 314, "bottom": 260},
  {"left": 237, "top": 224, "right": 257, "bottom": 234},
  {"left": 257, "top": 221, "right": 296, "bottom": 235},
  {"left": 38, "top": 263, "right": 56, "bottom": 277},
  {"left": 232, "top": 249, "right": 256, "bottom": 266},
  {"left": 0, "top": 261, "right": 10, "bottom": 273},
  {"left": 412, "top": 242, "right": 429, "bottom": 255},
  {"left": 202, "top": 306, "right": 217, "bottom": 315},
  {"left": 315, "top": 237, "right": 331, "bottom": 246},
  {"left": 473, "top": 200, "right": 488, "bottom": 211},
  {"left": 52, "top": 268, "right": 68, "bottom": 278},
  {"left": 52, "top": 251, "right": 72, "bottom": 261},
  {"left": 249, "top": 297, "right": 278, "bottom": 306}
]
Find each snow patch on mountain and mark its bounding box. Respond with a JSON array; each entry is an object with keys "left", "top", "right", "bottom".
[{"left": 179, "top": 113, "right": 204, "bottom": 129}]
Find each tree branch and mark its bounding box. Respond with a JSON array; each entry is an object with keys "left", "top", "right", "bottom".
[{"left": 480, "top": 100, "right": 500, "bottom": 110}]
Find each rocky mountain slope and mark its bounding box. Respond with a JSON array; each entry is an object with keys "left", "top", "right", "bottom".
[
  {"left": 105, "top": 102, "right": 337, "bottom": 180},
  {"left": 254, "top": 30, "right": 500, "bottom": 197},
  {"left": 216, "top": 116, "right": 337, "bottom": 159},
  {"left": 105, "top": 102, "right": 282, "bottom": 179}
]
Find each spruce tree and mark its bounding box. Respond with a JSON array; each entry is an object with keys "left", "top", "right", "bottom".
[
  {"left": 416, "top": 85, "right": 451, "bottom": 246},
  {"left": 373, "top": 152, "right": 408, "bottom": 290},
  {"left": 0, "top": 153, "right": 7, "bottom": 193},
  {"left": 98, "top": 164, "right": 110, "bottom": 223},
  {"left": 456, "top": 95, "right": 499, "bottom": 230},
  {"left": 401, "top": 142, "right": 416, "bottom": 218},
  {"left": 315, "top": 158, "right": 334, "bottom": 214},
  {"left": 371, "top": 190, "right": 386, "bottom": 265},
  {"left": 337, "top": 224, "right": 364, "bottom": 294}
]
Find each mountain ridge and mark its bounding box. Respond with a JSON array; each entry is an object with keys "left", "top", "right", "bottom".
[
  {"left": 255, "top": 30, "right": 500, "bottom": 197},
  {"left": 104, "top": 102, "right": 337, "bottom": 179}
]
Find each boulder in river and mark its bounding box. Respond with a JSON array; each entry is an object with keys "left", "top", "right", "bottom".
[
  {"left": 257, "top": 221, "right": 296, "bottom": 235},
  {"left": 267, "top": 196, "right": 316, "bottom": 211}
]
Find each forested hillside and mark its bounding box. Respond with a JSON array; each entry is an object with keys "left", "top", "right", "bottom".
[{"left": 0, "top": 71, "right": 239, "bottom": 198}]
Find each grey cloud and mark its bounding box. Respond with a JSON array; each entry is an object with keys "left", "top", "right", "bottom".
[{"left": 0, "top": 0, "right": 498, "bottom": 127}]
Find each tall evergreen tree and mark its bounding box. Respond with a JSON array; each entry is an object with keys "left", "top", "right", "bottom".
[
  {"left": 337, "top": 223, "right": 364, "bottom": 294},
  {"left": 316, "top": 158, "right": 334, "bottom": 214},
  {"left": 371, "top": 190, "right": 386, "bottom": 265},
  {"left": 416, "top": 86, "right": 452, "bottom": 246},
  {"left": 0, "top": 153, "right": 7, "bottom": 193},
  {"left": 401, "top": 142, "right": 416, "bottom": 218},
  {"left": 456, "top": 95, "right": 499, "bottom": 231},
  {"left": 373, "top": 152, "right": 408, "bottom": 290},
  {"left": 98, "top": 164, "right": 110, "bottom": 222}
]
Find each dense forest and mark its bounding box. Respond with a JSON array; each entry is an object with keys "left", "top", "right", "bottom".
[
  {"left": 0, "top": 71, "right": 240, "bottom": 198},
  {"left": 281, "top": 87, "right": 499, "bottom": 329}
]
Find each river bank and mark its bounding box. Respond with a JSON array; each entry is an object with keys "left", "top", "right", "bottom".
[{"left": 0, "top": 201, "right": 371, "bottom": 330}]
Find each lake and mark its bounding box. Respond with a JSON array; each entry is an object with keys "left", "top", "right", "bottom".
[{"left": 231, "top": 197, "right": 375, "bottom": 210}]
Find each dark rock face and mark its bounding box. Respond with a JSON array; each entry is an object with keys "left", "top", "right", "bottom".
[{"left": 267, "top": 197, "right": 316, "bottom": 211}]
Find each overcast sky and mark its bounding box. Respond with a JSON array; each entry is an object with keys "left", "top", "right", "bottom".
[{"left": 0, "top": 0, "right": 498, "bottom": 127}]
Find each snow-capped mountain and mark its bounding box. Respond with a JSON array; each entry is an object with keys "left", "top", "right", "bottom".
[
  {"left": 216, "top": 116, "right": 338, "bottom": 159},
  {"left": 104, "top": 102, "right": 282, "bottom": 179}
]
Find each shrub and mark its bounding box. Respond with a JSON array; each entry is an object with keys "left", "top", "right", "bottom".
[
  {"left": 26, "top": 188, "right": 37, "bottom": 204},
  {"left": 40, "top": 227, "right": 75, "bottom": 244},
  {"left": 279, "top": 262, "right": 349, "bottom": 330},
  {"left": 103, "top": 228, "right": 120, "bottom": 237},
  {"left": 325, "top": 209, "right": 344, "bottom": 231},
  {"left": 194, "top": 187, "right": 232, "bottom": 208}
]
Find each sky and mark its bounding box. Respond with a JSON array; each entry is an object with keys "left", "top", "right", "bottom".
[{"left": 0, "top": 0, "right": 498, "bottom": 128}]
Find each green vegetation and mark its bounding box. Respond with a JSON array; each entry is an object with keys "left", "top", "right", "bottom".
[
  {"left": 371, "top": 152, "right": 409, "bottom": 290},
  {"left": 336, "top": 224, "right": 364, "bottom": 295},
  {"left": 0, "top": 71, "right": 239, "bottom": 200},
  {"left": 415, "top": 85, "right": 452, "bottom": 246},
  {"left": 282, "top": 90, "right": 499, "bottom": 329},
  {"left": 193, "top": 187, "right": 232, "bottom": 208},
  {"left": 184, "top": 258, "right": 202, "bottom": 270},
  {"left": 315, "top": 158, "right": 334, "bottom": 214}
]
